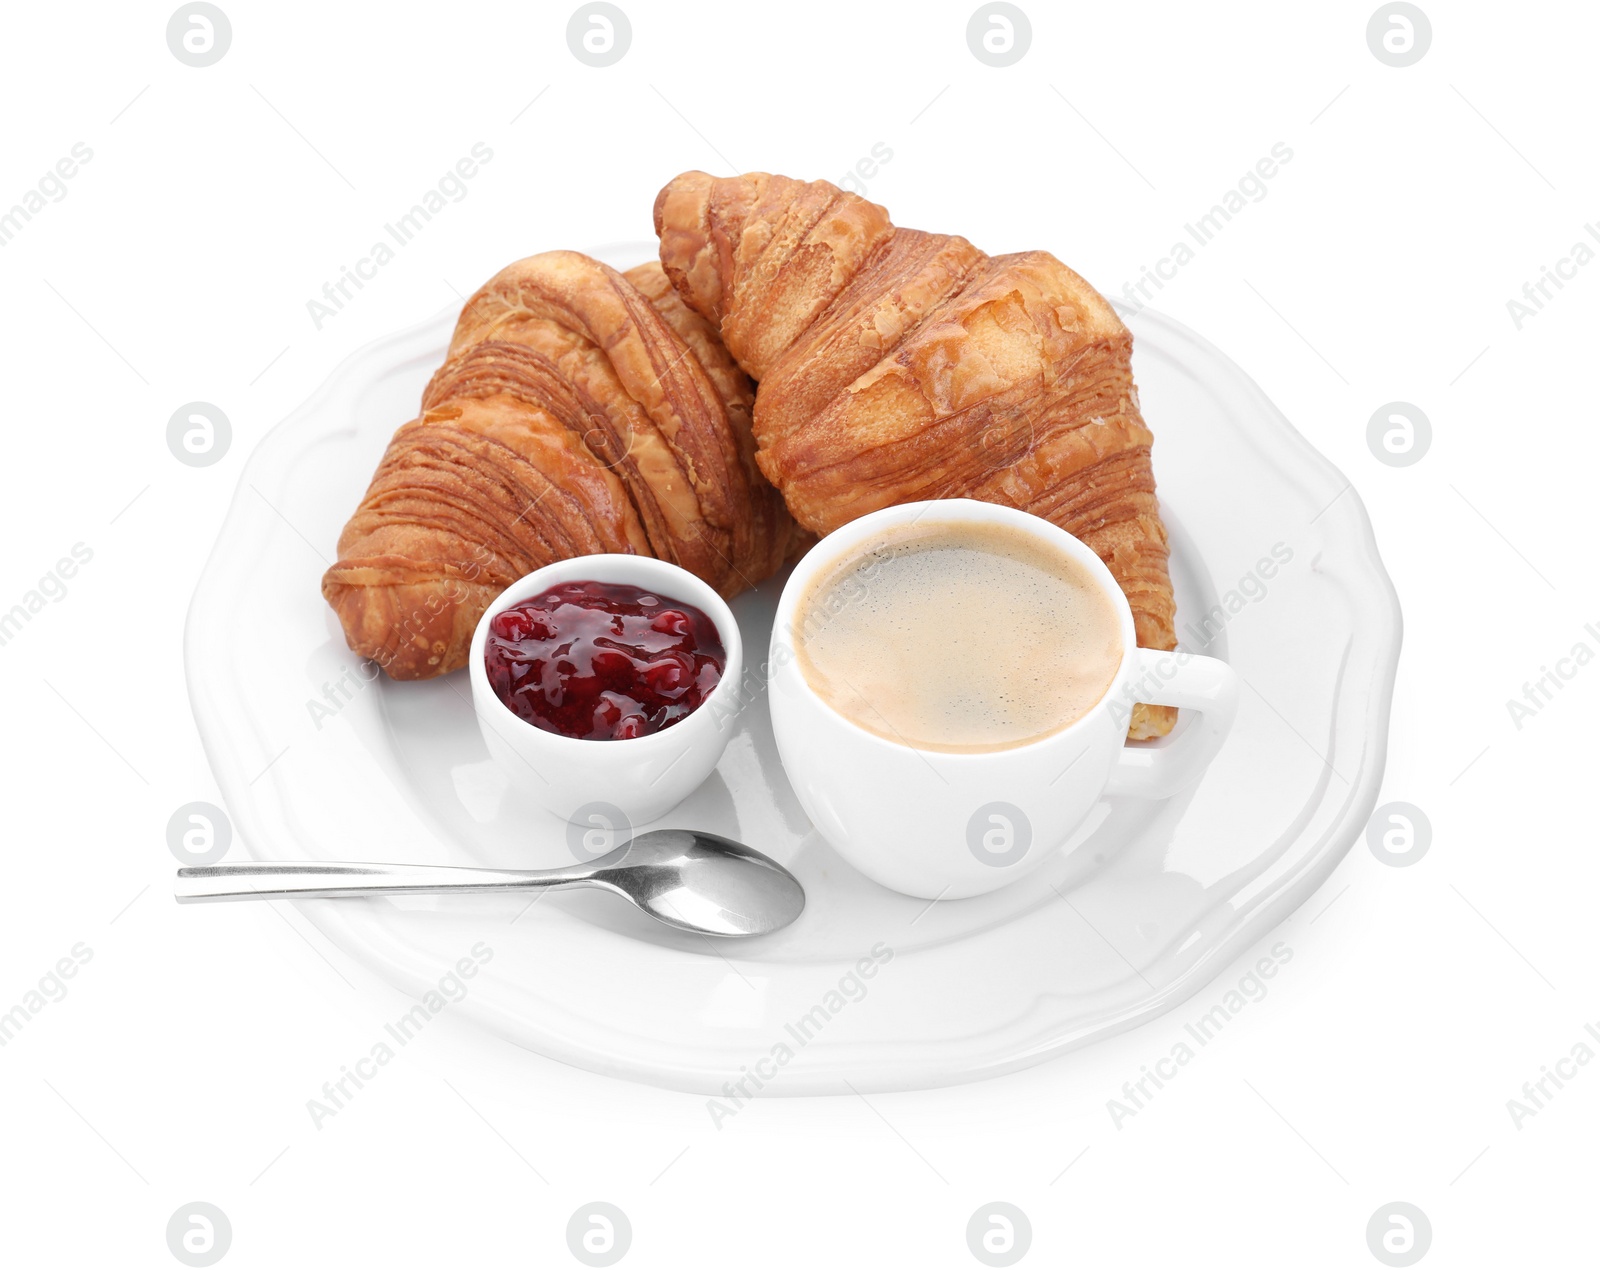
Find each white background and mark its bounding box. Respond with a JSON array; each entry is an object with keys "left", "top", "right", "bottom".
[{"left": 2, "top": 0, "right": 1595, "bottom": 1265}]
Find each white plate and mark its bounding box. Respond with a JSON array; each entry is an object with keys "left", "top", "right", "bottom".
[{"left": 186, "top": 244, "right": 1401, "bottom": 1095}]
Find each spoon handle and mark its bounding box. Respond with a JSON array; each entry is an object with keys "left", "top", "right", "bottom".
[{"left": 174, "top": 860, "right": 594, "bottom": 903}]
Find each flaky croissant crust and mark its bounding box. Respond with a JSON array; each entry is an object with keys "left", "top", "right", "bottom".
[
  {"left": 322, "top": 251, "right": 798, "bottom": 679},
  {"left": 655, "top": 171, "right": 1178, "bottom": 737}
]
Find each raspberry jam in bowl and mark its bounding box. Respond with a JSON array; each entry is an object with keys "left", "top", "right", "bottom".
[
  {"left": 483, "top": 582, "right": 726, "bottom": 741},
  {"left": 469, "top": 556, "right": 744, "bottom": 826}
]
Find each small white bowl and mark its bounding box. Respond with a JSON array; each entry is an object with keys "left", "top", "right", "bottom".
[{"left": 468, "top": 555, "right": 744, "bottom": 828}]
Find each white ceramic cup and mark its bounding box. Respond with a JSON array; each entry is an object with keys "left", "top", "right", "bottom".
[
  {"left": 469, "top": 555, "right": 744, "bottom": 828},
  {"left": 768, "top": 499, "right": 1239, "bottom": 899}
]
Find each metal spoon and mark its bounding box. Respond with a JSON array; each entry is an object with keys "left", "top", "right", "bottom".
[{"left": 174, "top": 829, "right": 805, "bottom": 938}]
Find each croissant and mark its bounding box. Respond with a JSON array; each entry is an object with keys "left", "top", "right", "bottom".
[
  {"left": 654, "top": 171, "right": 1179, "bottom": 738},
  {"left": 322, "top": 251, "right": 799, "bottom": 679}
]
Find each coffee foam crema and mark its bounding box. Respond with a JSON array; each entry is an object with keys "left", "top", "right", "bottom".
[{"left": 794, "top": 520, "right": 1125, "bottom": 754}]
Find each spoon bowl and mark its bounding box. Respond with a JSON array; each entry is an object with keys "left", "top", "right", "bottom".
[{"left": 588, "top": 829, "right": 806, "bottom": 937}]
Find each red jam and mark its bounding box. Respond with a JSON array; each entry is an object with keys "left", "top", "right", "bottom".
[{"left": 484, "top": 581, "right": 726, "bottom": 741}]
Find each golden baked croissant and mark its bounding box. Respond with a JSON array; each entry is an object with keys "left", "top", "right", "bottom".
[
  {"left": 654, "top": 171, "right": 1179, "bottom": 738},
  {"left": 322, "top": 251, "right": 799, "bottom": 679}
]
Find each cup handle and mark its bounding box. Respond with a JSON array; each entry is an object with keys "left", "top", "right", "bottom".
[{"left": 1105, "top": 649, "right": 1239, "bottom": 800}]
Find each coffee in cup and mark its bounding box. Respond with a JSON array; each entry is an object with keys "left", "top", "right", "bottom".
[{"left": 793, "top": 520, "right": 1123, "bottom": 753}]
